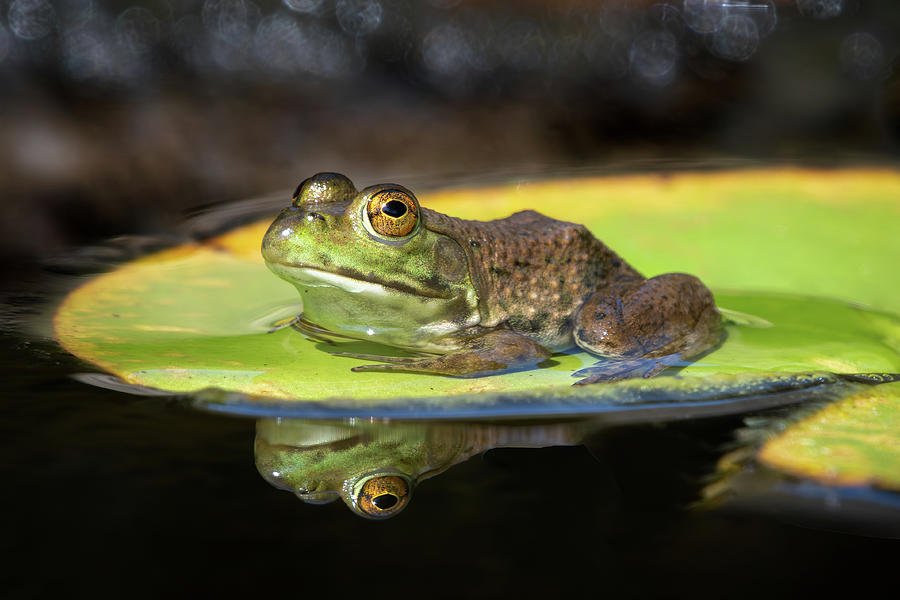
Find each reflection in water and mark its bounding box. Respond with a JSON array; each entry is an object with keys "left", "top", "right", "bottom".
[
  {"left": 255, "top": 418, "right": 585, "bottom": 519},
  {"left": 251, "top": 372, "right": 900, "bottom": 521}
]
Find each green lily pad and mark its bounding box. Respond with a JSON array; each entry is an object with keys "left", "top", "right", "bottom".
[
  {"left": 54, "top": 169, "right": 900, "bottom": 411},
  {"left": 757, "top": 381, "right": 900, "bottom": 489}
]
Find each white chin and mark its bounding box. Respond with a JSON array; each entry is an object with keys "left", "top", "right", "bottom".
[{"left": 269, "top": 264, "right": 390, "bottom": 297}]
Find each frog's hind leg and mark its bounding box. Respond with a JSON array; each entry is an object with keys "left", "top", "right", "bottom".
[{"left": 572, "top": 273, "right": 723, "bottom": 384}]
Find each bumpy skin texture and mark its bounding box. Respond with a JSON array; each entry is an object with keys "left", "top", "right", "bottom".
[
  {"left": 262, "top": 173, "right": 723, "bottom": 383},
  {"left": 425, "top": 209, "right": 722, "bottom": 382},
  {"left": 425, "top": 209, "right": 644, "bottom": 349}
]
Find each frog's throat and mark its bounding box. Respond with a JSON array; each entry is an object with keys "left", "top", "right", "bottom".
[{"left": 266, "top": 262, "right": 454, "bottom": 300}]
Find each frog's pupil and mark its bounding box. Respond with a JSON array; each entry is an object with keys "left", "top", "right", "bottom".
[
  {"left": 382, "top": 200, "right": 407, "bottom": 218},
  {"left": 373, "top": 494, "right": 398, "bottom": 509}
]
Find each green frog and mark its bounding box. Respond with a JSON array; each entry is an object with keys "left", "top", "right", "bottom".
[{"left": 261, "top": 173, "right": 722, "bottom": 384}]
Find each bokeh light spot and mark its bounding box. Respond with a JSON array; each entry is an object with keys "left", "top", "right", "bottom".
[
  {"left": 683, "top": 0, "right": 725, "bottom": 34},
  {"left": 115, "top": 6, "right": 160, "bottom": 57},
  {"left": 840, "top": 32, "right": 884, "bottom": 81},
  {"left": 421, "top": 23, "right": 474, "bottom": 77},
  {"left": 712, "top": 14, "right": 759, "bottom": 61},
  {"left": 8, "top": 0, "right": 56, "bottom": 40},
  {"left": 726, "top": 1, "right": 777, "bottom": 37},
  {"left": 335, "top": 0, "right": 382, "bottom": 36},
  {"left": 282, "top": 0, "right": 323, "bottom": 14},
  {"left": 630, "top": 30, "right": 679, "bottom": 86},
  {"left": 202, "top": 0, "right": 261, "bottom": 41},
  {"left": 796, "top": 0, "right": 843, "bottom": 19}
]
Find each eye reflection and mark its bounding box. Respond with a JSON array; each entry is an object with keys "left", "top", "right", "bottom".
[{"left": 354, "top": 474, "right": 410, "bottom": 518}]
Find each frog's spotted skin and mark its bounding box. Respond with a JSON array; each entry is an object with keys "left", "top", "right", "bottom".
[
  {"left": 424, "top": 209, "right": 643, "bottom": 349},
  {"left": 261, "top": 172, "right": 723, "bottom": 383}
]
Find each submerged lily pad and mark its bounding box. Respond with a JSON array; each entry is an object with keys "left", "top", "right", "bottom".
[{"left": 54, "top": 168, "right": 900, "bottom": 412}]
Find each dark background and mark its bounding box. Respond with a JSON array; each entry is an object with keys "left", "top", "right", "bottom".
[
  {"left": 2, "top": 1, "right": 899, "bottom": 597},
  {"left": 1, "top": 0, "right": 898, "bottom": 267}
]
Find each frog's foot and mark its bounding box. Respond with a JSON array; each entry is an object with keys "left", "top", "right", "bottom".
[
  {"left": 571, "top": 354, "right": 685, "bottom": 386},
  {"left": 290, "top": 316, "right": 358, "bottom": 345},
  {"left": 339, "top": 330, "right": 551, "bottom": 377}
]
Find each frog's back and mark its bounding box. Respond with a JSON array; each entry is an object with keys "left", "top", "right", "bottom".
[{"left": 424, "top": 208, "right": 642, "bottom": 348}]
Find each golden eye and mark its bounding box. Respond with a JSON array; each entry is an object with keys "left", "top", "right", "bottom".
[
  {"left": 366, "top": 189, "right": 418, "bottom": 237},
  {"left": 356, "top": 475, "right": 410, "bottom": 518}
]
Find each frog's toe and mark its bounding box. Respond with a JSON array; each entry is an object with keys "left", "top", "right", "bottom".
[
  {"left": 572, "top": 372, "right": 622, "bottom": 386},
  {"left": 350, "top": 362, "right": 413, "bottom": 372},
  {"left": 329, "top": 352, "right": 419, "bottom": 364}
]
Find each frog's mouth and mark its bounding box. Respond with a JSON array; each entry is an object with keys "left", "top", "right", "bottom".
[{"left": 266, "top": 262, "right": 454, "bottom": 300}]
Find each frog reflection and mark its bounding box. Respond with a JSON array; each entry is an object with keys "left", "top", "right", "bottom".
[{"left": 255, "top": 418, "right": 583, "bottom": 519}]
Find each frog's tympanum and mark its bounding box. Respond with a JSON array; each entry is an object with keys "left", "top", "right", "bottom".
[
  {"left": 254, "top": 418, "right": 583, "bottom": 519},
  {"left": 261, "top": 173, "right": 723, "bottom": 383}
]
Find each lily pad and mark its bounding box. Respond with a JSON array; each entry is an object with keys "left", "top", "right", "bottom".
[
  {"left": 54, "top": 168, "right": 900, "bottom": 416},
  {"left": 758, "top": 381, "right": 900, "bottom": 489}
]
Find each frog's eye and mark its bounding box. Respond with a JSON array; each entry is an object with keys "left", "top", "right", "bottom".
[
  {"left": 354, "top": 475, "right": 411, "bottom": 518},
  {"left": 366, "top": 189, "right": 419, "bottom": 238},
  {"left": 292, "top": 172, "right": 357, "bottom": 206}
]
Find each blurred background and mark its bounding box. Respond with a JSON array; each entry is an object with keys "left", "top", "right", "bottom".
[{"left": 0, "top": 0, "right": 898, "bottom": 271}]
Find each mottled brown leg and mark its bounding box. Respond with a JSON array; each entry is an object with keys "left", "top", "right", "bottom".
[
  {"left": 332, "top": 329, "right": 552, "bottom": 377},
  {"left": 572, "top": 273, "right": 723, "bottom": 384}
]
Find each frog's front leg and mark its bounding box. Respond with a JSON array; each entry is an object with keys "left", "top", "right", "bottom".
[
  {"left": 572, "top": 273, "right": 722, "bottom": 384},
  {"left": 333, "top": 330, "right": 551, "bottom": 377}
]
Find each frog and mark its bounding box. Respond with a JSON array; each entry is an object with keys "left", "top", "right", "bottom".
[{"left": 260, "top": 172, "right": 723, "bottom": 384}]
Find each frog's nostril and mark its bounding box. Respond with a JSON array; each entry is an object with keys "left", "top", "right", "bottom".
[{"left": 305, "top": 212, "right": 326, "bottom": 223}]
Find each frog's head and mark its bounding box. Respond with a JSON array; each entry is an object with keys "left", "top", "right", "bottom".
[
  {"left": 254, "top": 419, "right": 465, "bottom": 519},
  {"left": 261, "top": 173, "right": 479, "bottom": 350}
]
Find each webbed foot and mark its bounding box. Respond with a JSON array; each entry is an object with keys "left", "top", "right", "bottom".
[{"left": 571, "top": 354, "right": 685, "bottom": 385}]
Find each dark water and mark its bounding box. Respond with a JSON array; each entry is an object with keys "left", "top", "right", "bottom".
[{"left": 2, "top": 330, "right": 898, "bottom": 599}]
